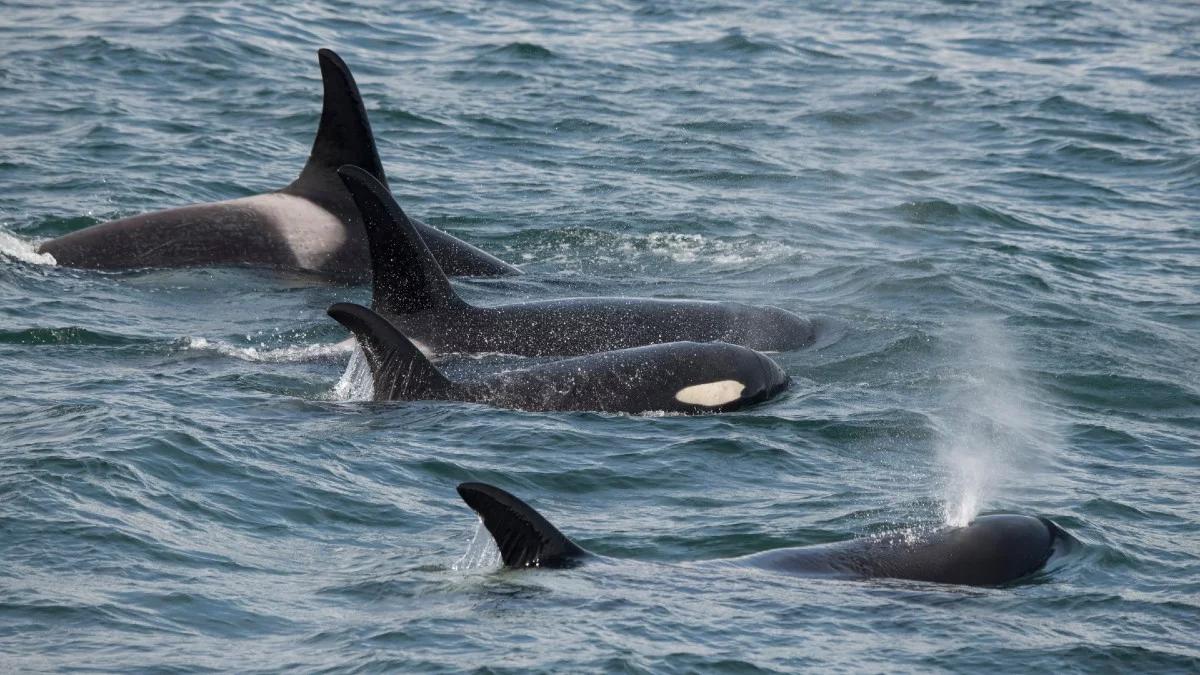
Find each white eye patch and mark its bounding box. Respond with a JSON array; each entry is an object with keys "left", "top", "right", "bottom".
[{"left": 674, "top": 380, "right": 746, "bottom": 406}]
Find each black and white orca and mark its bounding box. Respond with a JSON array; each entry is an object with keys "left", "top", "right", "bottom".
[
  {"left": 457, "top": 482, "right": 1076, "bottom": 587},
  {"left": 38, "top": 49, "right": 516, "bottom": 281},
  {"left": 337, "top": 165, "right": 816, "bottom": 356},
  {"left": 328, "top": 302, "right": 789, "bottom": 414}
]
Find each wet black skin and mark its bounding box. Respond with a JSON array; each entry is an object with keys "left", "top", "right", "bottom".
[
  {"left": 736, "top": 514, "right": 1066, "bottom": 586},
  {"left": 457, "top": 482, "right": 1075, "bottom": 587},
  {"left": 329, "top": 302, "right": 791, "bottom": 415},
  {"left": 395, "top": 298, "right": 812, "bottom": 357},
  {"left": 38, "top": 49, "right": 516, "bottom": 281},
  {"left": 338, "top": 165, "right": 817, "bottom": 356}
]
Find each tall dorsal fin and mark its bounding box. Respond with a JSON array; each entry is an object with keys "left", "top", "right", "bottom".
[
  {"left": 337, "top": 165, "right": 467, "bottom": 314},
  {"left": 287, "top": 49, "right": 387, "bottom": 199},
  {"left": 327, "top": 302, "right": 452, "bottom": 400},
  {"left": 456, "top": 482, "right": 588, "bottom": 569},
  {"left": 284, "top": 49, "right": 522, "bottom": 279}
]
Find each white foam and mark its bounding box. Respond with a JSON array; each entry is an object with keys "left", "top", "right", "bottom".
[
  {"left": 184, "top": 336, "right": 355, "bottom": 363},
  {"left": 452, "top": 518, "right": 502, "bottom": 571},
  {"left": 0, "top": 227, "right": 56, "bottom": 265},
  {"left": 525, "top": 230, "right": 803, "bottom": 269},
  {"left": 628, "top": 232, "right": 802, "bottom": 266}
]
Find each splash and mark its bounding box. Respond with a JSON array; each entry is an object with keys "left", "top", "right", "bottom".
[
  {"left": 330, "top": 346, "right": 374, "bottom": 401},
  {"left": 941, "top": 451, "right": 988, "bottom": 528},
  {"left": 184, "top": 336, "right": 354, "bottom": 363},
  {"left": 520, "top": 228, "right": 803, "bottom": 269},
  {"left": 934, "top": 318, "right": 1050, "bottom": 527},
  {"left": 625, "top": 232, "right": 803, "bottom": 266},
  {"left": 0, "top": 228, "right": 56, "bottom": 266},
  {"left": 451, "top": 518, "right": 501, "bottom": 571}
]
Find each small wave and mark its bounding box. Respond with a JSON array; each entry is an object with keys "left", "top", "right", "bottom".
[
  {"left": 0, "top": 327, "right": 134, "bottom": 347},
  {"left": 183, "top": 337, "right": 354, "bottom": 363},
  {"left": 553, "top": 117, "right": 617, "bottom": 134},
  {"left": 480, "top": 42, "right": 556, "bottom": 61},
  {"left": 1036, "top": 95, "right": 1173, "bottom": 135},
  {"left": 0, "top": 228, "right": 56, "bottom": 265},
  {"left": 706, "top": 32, "right": 785, "bottom": 55},
  {"left": 798, "top": 107, "right": 916, "bottom": 129},
  {"left": 885, "top": 199, "right": 1043, "bottom": 232},
  {"left": 658, "top": 31, "right": 788, "bottom": 58}
]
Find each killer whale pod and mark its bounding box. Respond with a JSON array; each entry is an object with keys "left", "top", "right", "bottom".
[{"left": 26, "top": 43, "right": 1079, "bottom": 593}]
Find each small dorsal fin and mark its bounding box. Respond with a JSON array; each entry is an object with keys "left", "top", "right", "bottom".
[
  {"left": 327, "top": 302, "right": 452, "bottom": 400},
  {"left": 337, "top": 165, "right": 467, "bottom": 314},
  {"left": 287, "top": 49, "right": 387, "bottom": 199},
  {"left": 456, "top": 482, "right": 588, "bottom": 568}
]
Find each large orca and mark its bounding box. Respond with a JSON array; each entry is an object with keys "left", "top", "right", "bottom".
[
  {"left": 337, "top": 165, "right": 815, "bottom": 356},
  {"left": 457, "top": 482, "right": 1076, "bottom": 587},
  {"left": 328, "top": 302, "right": 789, "bottom": 414},
  {"left": 37, "top": 49, "right": 517, "bottom": 281}
]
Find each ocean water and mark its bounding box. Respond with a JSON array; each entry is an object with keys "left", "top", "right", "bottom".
[{"left": 2, "top": 0, "right": 1198, "bottom": 671}]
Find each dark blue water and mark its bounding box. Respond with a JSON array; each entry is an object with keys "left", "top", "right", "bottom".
[{"left": 3, "top": 1, "right": 1199, "bottom": 671}]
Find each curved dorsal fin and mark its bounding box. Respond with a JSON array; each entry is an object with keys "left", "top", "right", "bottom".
[
  {"left": 327, "top": 302, "right": 452, "bottom": 400},
  {"left": 286, "top": 49, "right": 521, "bottom": 279},
  {"left": 287, "top": 49, "right": 387, "bottom": 199},
  {"left": 337, "top": 165, "right": 466, "bottom": 314},
  {"left": 456, "top": 482, "right": 588, "bottom": 568}
]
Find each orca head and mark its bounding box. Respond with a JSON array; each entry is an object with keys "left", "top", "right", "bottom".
[
  {"left": 668, "top": 343, "right": 789, "bottom": 412},
  {"left": 902, "top": 514, "right": 1072, "bottom": 586},
  {"left": 747, "top": 348, "right": 791, "bottom": 405}
]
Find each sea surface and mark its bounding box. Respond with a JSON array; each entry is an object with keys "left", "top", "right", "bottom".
[{"left": 2, "top": 1, "right": 1199, "bottom": 671}]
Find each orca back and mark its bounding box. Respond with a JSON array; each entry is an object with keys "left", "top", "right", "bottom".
[
  {"left": 467, "top": 341, "right": 790, "bottom": 414},
  {"left": 743, "top": 514, "right": 1065, "bottom": 586}
]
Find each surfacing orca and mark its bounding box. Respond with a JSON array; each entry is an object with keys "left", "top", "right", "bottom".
[
  {"left": 336, "top": 165, "right": 815, "bottom": 356},
  {"left": 457, "top": 482, "right": 1076, "bottom": 587},
  {"left": 328, "top": 302, "right": 789, "bottom": 414},
  {"left": 38, "top": 49, "right": 517, "bottom": 281}
]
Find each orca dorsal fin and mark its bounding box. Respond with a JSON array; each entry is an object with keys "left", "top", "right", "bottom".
[
  {"left": 287, "top": 49, "right": 387, "bottom": 201},
  {"left": 327, "top": 302, "right": 452, "bottom": 400},
  {"left": 456, "top": 482, "right": 588, "bottom": 569},
  {"left": 337, "top": 165, "right": 467, "bottom": 314}
]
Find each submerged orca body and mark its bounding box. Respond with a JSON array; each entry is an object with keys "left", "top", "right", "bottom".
[
  {"left": 456, "top": 482, "right": 1074, "bottom": 586},
  {"left": 328, "top": 302, "right": 789, "bottom": 414},
  {"left": 38, "top": 50, "right": 516, "bottom": 281},
  {"left": 336, "top": 165, "right": 815, "bottom": 356}
]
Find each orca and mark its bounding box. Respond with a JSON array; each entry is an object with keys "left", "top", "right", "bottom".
[
  {"left": 37, "top": 49, "right": 517, "bottom": 281},
  {"left": 336, "top": 165, "right": 815, "bottom": 356},
  {"left": 456, "top": 482, "right": 1076, "bottom": 586},
  {"left": 327, "top": 302, "right": 789, "bottom": 414}
]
